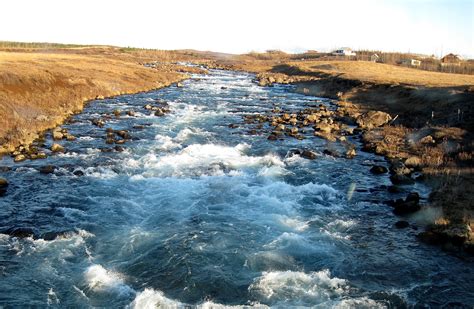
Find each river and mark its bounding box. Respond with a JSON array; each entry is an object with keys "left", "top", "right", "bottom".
[{"left": 0, "top": 68, "right": 472, "bottom": 308}]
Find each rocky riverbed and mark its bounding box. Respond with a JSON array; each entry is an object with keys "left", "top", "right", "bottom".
[{"left": 0, "top": 68, "right": 473, "bottom": 307}]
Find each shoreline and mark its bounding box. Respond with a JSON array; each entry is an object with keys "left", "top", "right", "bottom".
[
  {"left": 0, "top": 51, "right": 195, "bottom": 156},
  {"left": 245, "top": 69, "right": 474, "bottom": 254}
]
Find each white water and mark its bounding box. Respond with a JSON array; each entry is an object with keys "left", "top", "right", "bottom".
[{"left": 0, "top": 69, "right": 472, "bottom": 308}]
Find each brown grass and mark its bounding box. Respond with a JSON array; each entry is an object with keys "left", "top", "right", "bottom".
[{"left": 0, "top": 50, "right": 191, "bottom": 153}]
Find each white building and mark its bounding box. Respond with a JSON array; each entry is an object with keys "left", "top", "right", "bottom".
[
  {"left": 332, "top": 47, "right": 356, "bottom": 57},
  {"left": 401, "top": 59, "right": 421, "bottom": 67}
]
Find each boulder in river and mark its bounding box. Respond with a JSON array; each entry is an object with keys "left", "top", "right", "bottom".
[
  {"left": 14, "top": 154, "right": 26, "bottom": 162},
  {"left": 390, "top": 192, "right": 421, "bottom": 215},
  {"left": 51, "top": 143, "right": 65, "bottom": 153},
  {"left": 39, "top": 165, "right": 56, "bottom": 174},
  {"left": 52, "top": 129, "right": 64, "bottom": 140},
  {"left": 0, "top": 178, "right": 8, "bottom": 188},
  {"left": 346, "top": 148, "right": 356, "bottom": 159},
  {"left": 370, "top": 165, "right": 388, "bottom": 174},
  {"left": 356, "top": 111, "right": 392, "bottom": 129},
  {"left": 390, "top": 174, "right": 415, "bottom": 185},
  {"left": 301, "top": 150, "right": 317, "bottom": 160}
]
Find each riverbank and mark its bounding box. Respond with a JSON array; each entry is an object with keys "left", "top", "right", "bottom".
[
  {"left": 210, "top": 58, "right": 474, "bottom": 253},
  {"left": 0, "top": 48, "right": 210, "bottom": 155}
]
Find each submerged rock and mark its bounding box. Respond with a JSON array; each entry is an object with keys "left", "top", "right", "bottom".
[
  {"left": 39, "top": 165, "right": 56, "bottom": 174},
  {"left": 301, "top": 150, "right": 317, "bottom": 160},
  {"left": 395, "top": 220, "right": 410, "bottom": 229},
  {"left": 390, "top": 174, "right": 415, "bottom": 185},
  {"left": 370, "top": 165, "right": 388, "bottom": 174},
  {"left": 346, "top": 148, "right": 356, "bottom": 159},
  {"left": 73, "top": 170, "right": 84, "bottom": 176}
]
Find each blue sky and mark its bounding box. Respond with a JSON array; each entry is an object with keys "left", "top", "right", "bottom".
[{"left": 1, "top": 0, "right": 473, "bottom": 57}]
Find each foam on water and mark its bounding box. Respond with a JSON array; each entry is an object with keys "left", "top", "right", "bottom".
[
  {"left": 129, "top": 288, "right": 269, "bottom": 309},
  {"left": 131, "top": 143, "right": 285, "bottom": 178},
  {"left": 84, "top": 264, "right": 133, "bottom": 295},
  {"left": 249, "top": 270, "right": 349, "bottom": 306}
]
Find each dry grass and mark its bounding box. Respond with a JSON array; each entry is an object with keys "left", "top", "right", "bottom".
[
  {"left": 291, "top": 61, "right": 474, "bottom": 87},
  {"left": 0, "top": 50, "right": 191, "bottom": 153}
]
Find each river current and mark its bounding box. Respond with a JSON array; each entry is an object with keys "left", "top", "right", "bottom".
[{"left": 0, "top": 69, "right": 472, "bottom": 308}]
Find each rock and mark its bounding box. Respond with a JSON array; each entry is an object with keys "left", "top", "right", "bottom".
[
  {"left": 390, "top": 161, "right": 412, "bottom": 176},
  {"left": 65, "top": 134, "right": 77, "bottom": 141},
  {"left": 5, "top": 227, "right": 37, "bottom": 238},
  {"left": 290, "top": 127, "right": 298, "bottom": 135},
  {"left": 155, "top": 109, "right": 165, "bottom": 116},
  {"left": 73, "top": 170, "right": 84, "bottom": 176},
  {"left": 267, "top": 134, "right": 278, "bottom": 141},
  {"left": 346, "top": 148, "right": 356, "bottom": 159},
  {"left": 52, "top": 130, "right": 64, "bottom": 140},
  {"left": 0, "top": 178, "right": 8, "bottom": 188},
  {"left": 36, "top": 152, "right": 47, "bottom": 159},
  {"left": 106, "top": 138, "right": 115, "bottom": 144},
  {"left": 115, "top": 139, "right": 126, "bottom": 145},
  {"left": 115, "top": 130, "right": 131, "bottom": 139},
  {"left": 281, "top": 114, "right": 291, "bottom": 121},
  {"left": 314, "top": 132, "right": 337, "bottom": 142},
  {"left": 176, "top": 82, "right": 183, "bottom": 88},
  {"left": 314, "top": 122, "right": 333, "bottom": 134},
  {"left": 133, "top": 125, "right": 145, "bottom": 130},
  {"left": 387, "top": 185, "right": 402, "bottom": 193},
  {"left": 356, "top": 111, "right": 392, "bottom": 129},
  {"left": 114, "top": 146, "right": 125, "bottom": 152},
  {"left": 92, "top": 119, "right": 105, "bottom": 127},
  {"left": 126, "top": 110, "right": 136, "bottom": 117},
  {"left": 228, "top": 124, "right": 239, "bottom": 129},
  {"left": 51, "top": 143, "right": 65, "bottom": 153},
  {"left": 405, "top": 156, "right": 422, "bottom": 168},
  {"left": 390, "top": 174, "right": 415, "bottom": 185},
  {"left": 420, "top": 135, "right": 435, "bottom": 144},
  {"left": 370, "top": 165, "right": 388, "bottom": 174},
  {"left": 395, "top": 220, "right": 410, "bottom": 229},
  {"left": 301, "top": 150, "right": 317, "bottom": 160},
  {"left": 39, "top": 165, "right": 56, "bottom": 174},
  {"left": 275, "top": 124, "right": 285, "bottom": 132},
  {"left": 323, "top": 149, "right": 339, "bottom": 157},
  {"left": 306, "top": 114, "right": 318, "bottom": 123},
  {"left": 14, "top": 154, "right": 26, "bottom": 162},
  {"left": 390, "top": 192, "right": 421, "bottom": 215},
  {"left": 144, "top": 104, "right": 153, "bottom": 110},
  {"left": 113, "top": 109, "right": 121, "bottom": 117},
  {"left": 405, "top": 192, "right": 420, "bottom": 204}
]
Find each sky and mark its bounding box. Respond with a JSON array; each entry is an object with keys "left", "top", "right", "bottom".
[{"left": 1, "top": 0, "right": 473, "bottom": 57}]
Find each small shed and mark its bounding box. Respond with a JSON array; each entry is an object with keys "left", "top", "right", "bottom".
[{"left": 401, "top": 59, "right": 421, "bottom": 67}]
